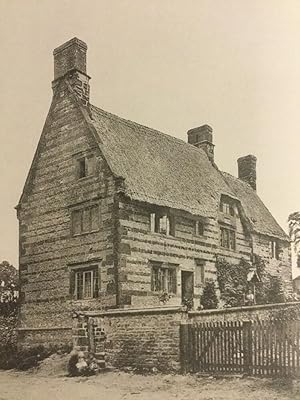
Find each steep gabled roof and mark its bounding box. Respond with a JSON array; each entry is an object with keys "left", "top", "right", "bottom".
[
  {"left": 90, "top": 105, "right": 234, "bottom": 217},
  {"left": 222, "top": 172, "right": 288, "bottom": 240},
  {"left": 89, "top": 104, "right": 288, "bottom": 240}
]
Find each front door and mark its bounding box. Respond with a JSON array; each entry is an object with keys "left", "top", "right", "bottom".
[{"left": 181, "top": 271, "right": 194, "bottom": 302}]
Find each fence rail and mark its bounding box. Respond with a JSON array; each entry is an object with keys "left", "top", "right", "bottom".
[{"left": 180, "top": 319, "right": 300, "bottom": 377}]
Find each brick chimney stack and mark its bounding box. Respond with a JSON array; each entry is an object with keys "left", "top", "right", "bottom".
[
  {"left": 237, "top": 154, "right": 257, "bottom": 191},
  {"left": 52, "top": 38, "right": 90, "bottom": 106},
  {"left": 187, "top": 125, "right": 214, "bottom": 162}
]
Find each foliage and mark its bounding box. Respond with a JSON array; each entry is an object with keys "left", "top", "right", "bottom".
[
  {"left": 182, "top": 296, "right": 194, "bottom": 311},
  {"left": 200, "top": 280, "right": 218, "bottom": 309},
  {"left": 158, "top": 291, "right": 171, "bottom": 304},
  {"left": 0, "top": 261, "right": 19, "bottom": 317},
  {"left": 0, "top": 343, "right": 72, "bottom": 370},
  {"left": 216, "top": 258, "right": 251, "bottom": 307},
  {"left": 267, "top": 275, "right": 285, "bottom": 304},
  {"left": 216, "top": 255, "right": 287, "bottom": 307},
  {"left": 0, "top": 260, "right": 19, "bottom": 290},
  {"left": 288, "top": 211, "right": 300, "bottom": 244}
]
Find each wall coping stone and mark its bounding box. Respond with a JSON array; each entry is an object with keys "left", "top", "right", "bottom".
[
  {"left": 76, "top": 306, "right": 184, "bottom": 317},
  {"left": 17, "top": 326, "right": 72, "bottom": 332},
  {"left": 188, "top": 301, "right": 300, "bottom": 317}
]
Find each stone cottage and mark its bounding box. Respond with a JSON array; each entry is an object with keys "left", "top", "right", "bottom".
[{"left": 16, "top": 38, "right": 291, "bottom": 344}]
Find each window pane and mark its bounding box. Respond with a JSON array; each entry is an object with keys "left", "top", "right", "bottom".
[
  {"left": 72, "top": 210, "right": 82, "bottom": 235},
  {"left": 159, "top": 216, "right": 168, "bottom": 234},
  {"left": 78, "top": 158, "right": 86, "bottom": 178},
  {"left": 195, "top": 261, "right": 205, "bottom": 285},
  {"left": 82, "top": 208, "right": 91, "bottom": 233},
  {"left": 76, "top": 271, "right": 83, "bottom": 300},
  {"left": 168, "top": 269, "right": 176, "bottom": 293},
  {"left": 86, "top": 156, "right": 95, "bottom": 176},
  {"left": 92, "top": 268, "right": 99, "bottom": 297},
  {"left": 91, "top": 206, "right": 99, "bottom": 231},
  {"left": 150, "top": 213, "right": 156, "bottom": 232},
  {"left": 84, "top": 271, "right": 92, "bottom": 298}
]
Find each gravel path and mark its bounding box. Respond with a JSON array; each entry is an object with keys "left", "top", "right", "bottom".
[{"left": 0, "top": 369, "right": 298, "bottom": 400}]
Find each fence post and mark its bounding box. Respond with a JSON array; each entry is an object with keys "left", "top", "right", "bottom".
[
  {"left": 180, "top": 321, "right": 193, "bottom": 374},
  {"left": 243, "top": 320, "right": 252, "bottom": 375}
]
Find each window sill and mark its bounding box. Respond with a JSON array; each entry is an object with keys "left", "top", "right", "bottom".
[
  {"left": 76, "top": 175, "right": 95, "bottom": 182},
  {"left": 151, "top": 232, "right": 176, "bottom": 239},
  {"left": 72, "top": 229, "right": 100, "bottom": 237}
]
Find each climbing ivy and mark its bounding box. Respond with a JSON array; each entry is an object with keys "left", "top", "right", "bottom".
[
  {"left": 216, "top": 255, "right": 286, "bottom": 307},
  {"left": 216, "top": 257, "right": 251, "bottom": 307}
]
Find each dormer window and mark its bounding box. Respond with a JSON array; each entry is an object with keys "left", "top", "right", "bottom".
[
  {"left": 220, "top": 201, "right": 235, "bottom": 216},
  {"left": 150, "top": 212, "right": 175, "bottom": 236}
]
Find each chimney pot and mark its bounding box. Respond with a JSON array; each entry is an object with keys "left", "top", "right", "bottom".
[
  {"left": 53, "top": 37, "right": 88, "bottom": 80},
  {"left": 52, "top": 38, "right": 90, "bottom": 106},
  {"left": 187, "top": 124, "right": 214, "bottom": 162},
  {"left": 237, "top": 154, "right": 257, "bottom": 191}
]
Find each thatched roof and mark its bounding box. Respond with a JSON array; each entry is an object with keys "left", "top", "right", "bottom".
[
  {"left": 222, "top": 172, "right": 288, "bottom": 240},
  {"left": 90, "top": 105, "right": 288, "bottom": 241}
]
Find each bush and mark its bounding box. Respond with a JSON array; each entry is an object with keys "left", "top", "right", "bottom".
[
  {"left": 201, "top": 280, "right": 218, "bottom": 309},
  {"left": 0, "top": 343, "right": 72, "bottom": 370}
]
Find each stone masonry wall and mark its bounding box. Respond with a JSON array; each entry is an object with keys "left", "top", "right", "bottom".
[
  {"left": 74, "top": 302, "right": 300, "bottom": 372},
  {"left": 117, "top": 196, "right": 252, "bottom": 309},
  {"left": 17, "top": 79, "right": 118, "bottom": 340}
]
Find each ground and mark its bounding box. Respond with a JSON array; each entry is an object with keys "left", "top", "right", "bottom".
[
  {"left": 0, "top": 355, "right": 299, "bottom": 400},
  {"left": 0, "top": 371, "right": 298, "bottom": 400}
]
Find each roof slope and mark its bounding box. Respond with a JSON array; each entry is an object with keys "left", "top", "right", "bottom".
[
  {"left": 222, "top": 172, "right": 288, "bottom": 240},
  {"left": 90, "top": 105, "right": 234, "bottom": 217},
  {"left": 89, "top": 104, "right": 287, "bottom": 240}
]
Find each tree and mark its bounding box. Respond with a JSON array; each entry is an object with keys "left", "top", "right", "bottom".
[
  {"left": 201, "top": 280, "right": 218, "bottom": 309},
  {"left": 288, "top": 211, "right": 300, "bottom": 245},
  {"left": 0, "top": 261, "right": 19, "bottom": 315},
  {"left": 266, "top": 275, "right": 285, "bottom": 304},
  {"left": 0, "top": 261, "right": 18, "bottom": 289}
]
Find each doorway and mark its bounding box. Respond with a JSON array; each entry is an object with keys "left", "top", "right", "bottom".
[{"left": 181, "top": 271, "right": 194, "bottom": 302}]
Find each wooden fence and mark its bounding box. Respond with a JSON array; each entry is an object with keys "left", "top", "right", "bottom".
[{"left": 180, "top": 319, "right": 300, "bottom": 377}]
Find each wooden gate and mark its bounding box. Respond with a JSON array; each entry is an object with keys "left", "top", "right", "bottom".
[{"left": 180, "top": 319, "right": 300, "bottom": 377}]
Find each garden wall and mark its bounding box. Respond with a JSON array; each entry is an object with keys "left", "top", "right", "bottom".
[{"left": 74, "top": 301, "right": 300, "bottom": 372}]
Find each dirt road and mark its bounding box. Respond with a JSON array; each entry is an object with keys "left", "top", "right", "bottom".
[{"left": 0, "top": 369, "right": 299, "bottom": 400}]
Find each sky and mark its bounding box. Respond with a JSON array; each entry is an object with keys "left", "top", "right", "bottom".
[{"left": 0, "top": 0, "right": 299, "bottom": 267}]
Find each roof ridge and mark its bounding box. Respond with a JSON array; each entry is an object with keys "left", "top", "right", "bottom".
[{"left": 90, "top": 104, "right": 206, "bottom": 155}]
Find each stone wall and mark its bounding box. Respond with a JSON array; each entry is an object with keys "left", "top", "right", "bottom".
[
  {"left": 74, "top": 301, "right": 300, "bottom": 372},
  {"left": 117, "top": 196, "right": 253, "bottom": 309},
  {"left": 17, "top": 327, "right": 72, "bottom": 348},
  {"left": 17, "top": 78, "right": 118, "bottom": 337}
]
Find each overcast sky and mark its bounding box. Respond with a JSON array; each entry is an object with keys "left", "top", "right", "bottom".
[{"left": 0, "top": 0, "right": 299, "bottom": 266}]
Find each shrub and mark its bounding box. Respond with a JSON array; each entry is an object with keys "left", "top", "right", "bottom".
[
  {"left": 201, "top": 280, "right": 218, "bottom": 309},
  {"left": 0, "top": 343, "right": 72, "bottom": 370}
]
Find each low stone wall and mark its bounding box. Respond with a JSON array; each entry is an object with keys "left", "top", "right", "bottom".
[
  {"left": 74, "top": 302, "right": 300, "bottom": 372},
  {"left": 17, "top": 326, "right": 72, "bottom": 348},
  {"left": 74, "top": 307, "right": 186, "bottom": 371},
  {"left": 189, "top": 301, "right": 300, "bottom": 323}
]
